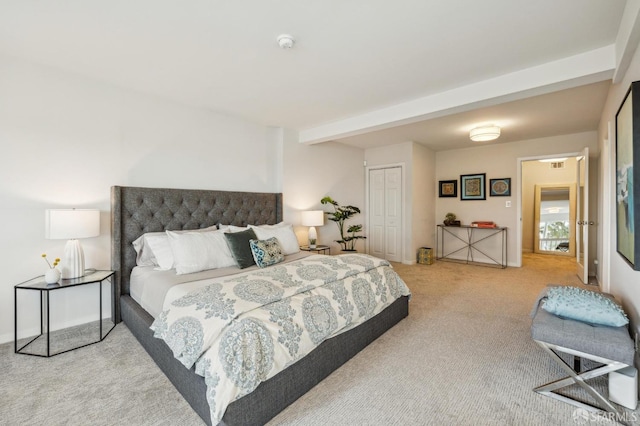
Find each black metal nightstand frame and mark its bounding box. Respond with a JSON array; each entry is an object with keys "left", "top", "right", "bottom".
[
  {"left": 300, "top": 245, "right": 331, "bottom": 255},
  {"left": 14, "top": 270, "right": 116, "bottom": 357}
]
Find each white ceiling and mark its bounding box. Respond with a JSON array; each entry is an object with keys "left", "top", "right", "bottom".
[{"left": 0, "top": 0, "right": 630, "bottom": 151}]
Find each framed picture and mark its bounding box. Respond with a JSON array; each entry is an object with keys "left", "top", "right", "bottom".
[
  {"left": 439, "top": 180, "right": 457, "bottom": 197},
  {"left": 460, "top": 173, "right": 486, "bottom": 200},
  {"left": 616, "top": 81, "right": 640, "bottom": 270},
  {"left": 490, "top": 178, "right": 511, "bottom": 196}
]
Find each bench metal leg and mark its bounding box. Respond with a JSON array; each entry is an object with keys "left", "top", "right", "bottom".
[{"left": 534, "top": 340, "right": 629, "bottom": 423}]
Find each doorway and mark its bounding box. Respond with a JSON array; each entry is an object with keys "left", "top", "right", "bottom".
[
  {"left": 520, "top": 156, "right": 578, "bottom": 258},
  {"left": 517, "top": 149, "right": 594, "bottom": 283}
]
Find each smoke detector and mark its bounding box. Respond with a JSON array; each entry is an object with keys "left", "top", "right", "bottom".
[{"left": 277, "top": 34, "right": 295, "bottom": 49}]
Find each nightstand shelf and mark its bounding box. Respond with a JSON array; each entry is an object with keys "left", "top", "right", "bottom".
[
  {"left": 14, "top": 270, "right": 116, "bottom": 357},
  {"left": 300, "top": 245, "right": 331, "bottom": 255}
]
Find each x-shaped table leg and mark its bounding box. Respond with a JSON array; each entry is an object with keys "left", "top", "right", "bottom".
[{"left": 534, "top": 341, "right": 629, "bottom": 424}]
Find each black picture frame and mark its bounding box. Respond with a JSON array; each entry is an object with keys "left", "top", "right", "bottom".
[
  {"left": 490, "top": 178, "right": 511, "bottom": 197},
  {"left": 439, "top": 180, "right": 457, "bottom": 198},
  {"left": 460, "top": 173, "right": 486, "bottom": 200},
  {"left": 615, "top": 80, "right": 640, "bottom": 270}
]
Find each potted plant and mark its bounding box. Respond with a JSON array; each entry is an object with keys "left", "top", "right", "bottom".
[
  {"left": 320, "top": 196, "right": 366, "bottom": 251},
  {"left": 444, "top": 212, "right": 460, "bottom": 226}
]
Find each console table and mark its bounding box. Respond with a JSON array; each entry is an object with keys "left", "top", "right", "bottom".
[{"left": 436, "top": 225, "right": 507, "bottom": 268}]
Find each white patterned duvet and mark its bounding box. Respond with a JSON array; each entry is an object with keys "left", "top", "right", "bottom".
[{"left": 150, "top": 253, "right": 411, "bottom": 424}]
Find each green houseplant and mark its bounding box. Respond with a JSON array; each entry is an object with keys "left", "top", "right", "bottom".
[
  {"left": 444, "top": 212, "right": 456, "bottom": 226},
  {"left": 320, "top": 196, "right": 366, "bottom": 251}
]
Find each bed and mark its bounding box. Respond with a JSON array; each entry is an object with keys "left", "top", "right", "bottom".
[{"left": 111, "top": 185, "right": 410, "bottom": 425}]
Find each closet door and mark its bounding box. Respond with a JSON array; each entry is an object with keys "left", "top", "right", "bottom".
[{"left": 369, "top": 167, "right": 402, "bottom": 262}]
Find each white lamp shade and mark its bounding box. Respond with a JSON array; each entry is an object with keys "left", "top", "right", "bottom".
[
  {"left": 45, "top": 209, "right": 100, "bottom": 240},
  {"left": 45, "top": 209, "right": 100, "bottom": 279},
  {"left": 469, "top": 125, "right": 501, "bottom": 142},
  {"left": 301, "top": 210, "right": 324, "bottom": 227}
]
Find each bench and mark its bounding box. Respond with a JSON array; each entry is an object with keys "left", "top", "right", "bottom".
[{"left": 531, "top": 287, "right": 636, "bottom": 419}]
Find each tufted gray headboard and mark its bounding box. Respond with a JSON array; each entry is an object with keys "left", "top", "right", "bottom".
[{"left": 110, "top": 185, "right": 283, "bottom": 321}]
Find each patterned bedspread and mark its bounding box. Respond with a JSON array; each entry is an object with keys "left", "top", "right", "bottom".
[{"left": 150, "top": 253, "right": 411, "bottom": 424}]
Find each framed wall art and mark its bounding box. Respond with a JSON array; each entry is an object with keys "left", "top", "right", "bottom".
[
  {"left": 439, "top": 180, "right": 457, "bottom": 198},
  {"left": 490, "top": 178, "right": 511, "bottom": 197},
  {"left": 616, "top": 80, "right": 640, "bottom": 270},
  {"left": 460, "top": 173, "right": 486, "bottom": 200}
]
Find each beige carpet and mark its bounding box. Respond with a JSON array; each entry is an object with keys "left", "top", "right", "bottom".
[{"left": 1, "top": 254, "right": 638, "bottom": 425}]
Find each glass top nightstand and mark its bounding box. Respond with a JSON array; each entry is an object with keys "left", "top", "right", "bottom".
[
  {"left": 15, "top": 270, "right": 116, "bottom": 357},
  {"left": 300, "top": 245, "right": 331, "bottom": 255}
]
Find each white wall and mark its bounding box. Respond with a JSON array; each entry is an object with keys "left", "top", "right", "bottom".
[
  {"left": 282, "top": 128, "right": 366, "bottom": 254},
  {"left": 435, "top": 132, "right": 598, "bottom": 267},
  {"left": 412, "top": 143, "right": 436, "bottom": 256},
  {"left": 598, "top": 39, "right": 640, "bottom": 338},
  {"left": 0, "top": 55, "right": 282, "bottom": 343}
]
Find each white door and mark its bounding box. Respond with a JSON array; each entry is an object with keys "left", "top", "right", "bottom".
[
  {"left": 369, "top": 167, "right": 402, "bottom": 262},
  {"left": 576, "top": 147, "right": 589, "bottom": 283}
]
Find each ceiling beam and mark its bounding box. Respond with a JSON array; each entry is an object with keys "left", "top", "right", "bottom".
[
  {"left": 299, "top": 46, "right": 616, "bottom": 145},
  {"left": 613, "top": 0, "right": 640, "bottom": 84}
]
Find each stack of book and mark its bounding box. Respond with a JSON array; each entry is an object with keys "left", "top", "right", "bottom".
[{"left": 471, "top": 221, "right": 497, "bottom": 228}]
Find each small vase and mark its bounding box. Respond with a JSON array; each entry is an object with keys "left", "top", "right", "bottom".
[{"left": 44, "top": 268, "right": 61, "bottom": 284}]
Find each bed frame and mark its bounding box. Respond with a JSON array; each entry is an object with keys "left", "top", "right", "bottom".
[{"left": 111, "top": 185, "right": 409, "bottom": 426}]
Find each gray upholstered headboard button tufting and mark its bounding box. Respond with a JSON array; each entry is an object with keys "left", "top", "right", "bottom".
[{"left": 110, "top": 185, "right": 283, "bottom": 322}]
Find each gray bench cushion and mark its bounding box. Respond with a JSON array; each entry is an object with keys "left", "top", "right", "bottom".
[{"left": 531, "top": 303, "right": 635, "bottom": 366}]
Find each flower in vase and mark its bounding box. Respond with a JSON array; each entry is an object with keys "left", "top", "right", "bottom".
[{"left": 42, "top": 253, "right": 60, "bottom": 269}]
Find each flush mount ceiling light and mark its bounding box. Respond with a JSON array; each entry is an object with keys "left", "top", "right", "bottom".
[
  {"left": 469, "top": 125, "right": 501, "bottom": 142},
  {"left": 277, "top": 34, "right": 295, "bottom": 49}
]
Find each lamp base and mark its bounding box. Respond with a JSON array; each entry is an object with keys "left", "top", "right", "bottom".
[
  {"left": 308, "top": 226, "right": 318, "bottom": 249},
  {"left": 61, "top": 239, "right": 85, "bottom": 279}
]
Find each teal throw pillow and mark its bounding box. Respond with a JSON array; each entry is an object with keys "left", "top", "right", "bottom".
[
  {"left": 250, "top": 237, "right": 284, "bottom": 268},
  {"left": 224, "top": 228, "right": 258, "bottom": 269},
  {"left": 542, "top": 286, "right": 628, "bottom": 327}
]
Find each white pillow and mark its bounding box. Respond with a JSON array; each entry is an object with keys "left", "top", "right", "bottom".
[
  {"left": 132, "top": 225, "right": 217, "bottom": 269},
  {"left": 132, "top": 234, "right": 158, "bottom": 267},
  {"left": 145, "top": 233, "right": 176, "bottom": 270},
  {"left": 167, "top": 230, "right": 236, "bottom": 275},
  {"left": 249, "top": 223, "right": 300, "bottom": 255},
  {"left": 227, "top": 225, "right": 249, "bottom": 232}
]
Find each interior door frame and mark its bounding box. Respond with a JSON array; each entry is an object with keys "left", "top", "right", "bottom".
[
  {"left": 516, "top": 151, "right": 581, "bottom": 267},
  {"left": 600, "top": 122, "right": 613, "bottom": 292},
  {"left": 576, "top": 147, "right": 590, "bottom": 283},
  {"left": 365, "top": 162, "right": 405, "bottom": 262}
]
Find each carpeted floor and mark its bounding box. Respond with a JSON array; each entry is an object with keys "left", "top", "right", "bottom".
[{"left": 1, "top": 253, "right": 638, "bottom": 425}]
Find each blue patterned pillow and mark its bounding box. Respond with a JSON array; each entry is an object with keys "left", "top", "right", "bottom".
[
  {"left": 542, "top": 286, "right": 628, "bottom": 327},
  {"left": 250, "top": 237, "right": 284, "bottom": 268}
]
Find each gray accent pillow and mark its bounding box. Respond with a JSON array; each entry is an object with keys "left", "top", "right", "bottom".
[
  {"left": 224, "top": 228, "right": 258, "bottom": 269},
  {"left": 542, "top": 286, "right": 628, "bottom": 327}
]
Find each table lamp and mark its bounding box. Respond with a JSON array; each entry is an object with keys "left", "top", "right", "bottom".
[
  {"left": 301, "top": 210, "right": 324, "bottom": 248},
  {"left": 45, "top": 209, "right": 100, "bottom": 279}
]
